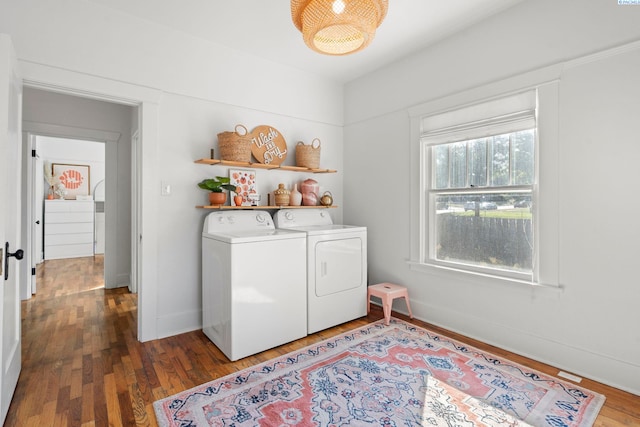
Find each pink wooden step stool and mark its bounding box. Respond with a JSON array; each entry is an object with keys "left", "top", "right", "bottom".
[{"left": 367, "top": 282, "right": 414, "bottom": 326}]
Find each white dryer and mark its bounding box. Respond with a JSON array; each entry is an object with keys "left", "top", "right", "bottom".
[
  {"left": 273, "top": 209, "right": 367, "bottom": 334},
  {"left": 202, "top": 210, "right": 307, "bottom": 361}
]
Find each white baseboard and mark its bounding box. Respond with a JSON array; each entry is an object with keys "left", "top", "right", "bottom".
[
  {"left": 156, "top": 309, "right": 201, "bottom": 339},
  {"left": 116, "top": 273, "right": 130, "bottom": 287},
  {"left": 380, "top": 299, "right": 640, "bottom": 396},
  {"left": 104, "top": 273, "right": 131, "bottom": 289}
]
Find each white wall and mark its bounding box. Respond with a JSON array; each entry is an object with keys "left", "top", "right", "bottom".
[
  {"left": 0, "top": 0, "right": 342, "bottom": 126},
  {"left": 155, "top": 92, "right": 343, "bottom": 335},
  {"left": 37, "top": 136, "right": 105, "bottom": 197},
  {"left": 0, "top": 0, "right": 344, "bottom": 340},
  {"left": 344, "top": 0, "right": 640, "bottom": 395}
]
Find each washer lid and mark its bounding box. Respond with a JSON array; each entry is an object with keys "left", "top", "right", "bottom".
[{"left": 203, "top": 228, "right": 306, "bottom": 243}]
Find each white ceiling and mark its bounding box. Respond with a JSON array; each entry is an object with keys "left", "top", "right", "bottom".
[{"left": 86, "top": 0, "right": 524, "bottom": 84}]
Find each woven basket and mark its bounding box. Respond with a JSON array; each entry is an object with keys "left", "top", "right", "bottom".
[
  {"left": 218, "top": 124, "right": 252, "bottom": 162},
  {"left": 295, "top": 138, "right": 321, "bottom": 169}
]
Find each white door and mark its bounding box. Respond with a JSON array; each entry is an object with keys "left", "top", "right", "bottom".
[
  {"left": 315, "top": 238, "right": 364, "bottom": 296},
  {"left": 131, "top": 130, "right": 139, "bottom": 293},
  {"left": 29, "top": 135, "right": 43, "bottom": 297},
  {"left": 0, "top": 34, "right": 23, "bottom": 423}
]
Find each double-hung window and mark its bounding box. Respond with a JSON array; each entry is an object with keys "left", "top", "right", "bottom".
[{"left": 421, "top": 90, "right": 537, "bottom": 281}]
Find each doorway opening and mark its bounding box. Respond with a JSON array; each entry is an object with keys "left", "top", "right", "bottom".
[
  {"left": 36, "top": 136, "right": 106, "bottom": 274},
  {"left": 19, "top": 68, "right": 160, "bottom": 342},
  {"left": 22, "top": 85, "right": 140, "bottom": 329}
]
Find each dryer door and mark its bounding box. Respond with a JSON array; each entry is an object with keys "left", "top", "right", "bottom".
[{"left": 314, "top": 237, "right": 364, "bottom": 296}]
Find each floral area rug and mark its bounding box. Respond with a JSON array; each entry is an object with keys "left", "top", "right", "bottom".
[{"left": 154, "top": 318, "right": 605, "bottom": 426}]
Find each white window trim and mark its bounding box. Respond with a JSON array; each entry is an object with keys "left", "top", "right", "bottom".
[
  {"left": 423, "top": 90, "right": 537, "bottom": 281},
  {"left": 408, "top": 74, "right": 561, "bottom": 289}
]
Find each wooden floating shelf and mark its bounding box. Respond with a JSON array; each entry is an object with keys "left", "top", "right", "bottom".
[
  {"left": 194, "top": 158, "right": 336, "bottom": 174},
  {"left": 196, "top": 205, "right": 338, "bottom": 210}
]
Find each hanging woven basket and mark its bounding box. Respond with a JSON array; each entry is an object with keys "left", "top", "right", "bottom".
[
  {"left": 218, "top": 124, "right": 252, "bottom": 162},
  {"left": 295, "top": 138, "right": 321, "bottom": 169}
]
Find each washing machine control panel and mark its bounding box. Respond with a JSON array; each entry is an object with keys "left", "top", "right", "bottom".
[{"left": 204, "top": 210, "right": 274, "bottom": 234}]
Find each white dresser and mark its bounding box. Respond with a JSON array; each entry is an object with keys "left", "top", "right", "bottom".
[{"left": 44, "top": 200, "right": 95, "bottom": 260}]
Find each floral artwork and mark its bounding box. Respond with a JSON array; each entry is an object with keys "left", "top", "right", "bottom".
[{"left": 229, "top": 169, "right": 257, "bottom": 206}]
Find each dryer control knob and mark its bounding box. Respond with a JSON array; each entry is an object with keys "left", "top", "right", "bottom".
[
  {"left": 285, "top": 211, "right": 294, "bottom": 220},
  {"left": 256, "top": 213, "right": 266, "bottom": 223},
  {"left": 320, "top": 211, "right": 326, "bottom": 217},
  {"left": 217, "top": 216, "right": 225, "bottom": 223},
  {"left": 227, "top": 216, "right": 235, "bottom": 224}
]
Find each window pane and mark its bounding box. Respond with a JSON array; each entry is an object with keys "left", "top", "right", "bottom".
[
  {"left": 450, "top": 142, "right": 466, "bottom": 188},
  {"left": 433, "top": 128, "right": 534, "bottom": 191},
  {"left": 433, "top": 144, "right": 449, "bottom": 189},
  {"left": 489, "top": 135, "right": 510, "bottom": 186},
  {"left": 512, "top": 130, "right": 535, "bottom": 185},
  {"left": 468, "top": 138, "right": 487, "bottom": 187},
  {"left": 434, "top": 192, "right": 533, "bottom": 272}
]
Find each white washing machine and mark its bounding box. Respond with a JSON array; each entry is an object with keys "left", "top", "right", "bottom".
[
  {"left": 274, "top": 209, "right": 367, "bottom": 334},
  {"left": 202, "top": 210, "right": 307, "bottom": 361}
]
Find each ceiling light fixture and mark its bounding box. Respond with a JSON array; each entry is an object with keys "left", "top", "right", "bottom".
[{"left": 291, "top": 0, "right": 388, "bottom": 56}]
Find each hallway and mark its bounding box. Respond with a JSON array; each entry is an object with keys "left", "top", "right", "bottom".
[{"left": 7, "top": 256, "right": 145, "bottom": 425}]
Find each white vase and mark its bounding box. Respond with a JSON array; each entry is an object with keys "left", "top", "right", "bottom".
[{"left": 289, "top": 184, "right": 302, "bottom": 206}]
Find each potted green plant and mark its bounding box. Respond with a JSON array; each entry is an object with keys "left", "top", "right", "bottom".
[{"left": 198, "top": 176, "right": 238, "bottom": 206}]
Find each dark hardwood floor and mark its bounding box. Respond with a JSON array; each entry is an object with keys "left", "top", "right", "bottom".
[{"left": 4, "top": 256, "right": 639, "bottom": 426}]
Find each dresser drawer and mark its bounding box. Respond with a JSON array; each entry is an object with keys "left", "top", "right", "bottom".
[
  {"left": 44, "top": 200, "right": 94, "bottom": 213},
  {"left": 45, "top": 222, "right": 94, "bottom": 235},
  {"left": 44, "top": 200, "right": 95, "bottom": 260},
  {"left": 45, "top": 212, "right": 94, "bottom": 224},
  {"left": 45, "top": 232, "right": 93, "bottom": 246}
]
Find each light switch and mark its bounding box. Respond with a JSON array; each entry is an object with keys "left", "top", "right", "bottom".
[{"left": 161, "top": 182, "right": 171, "bottom": 196}]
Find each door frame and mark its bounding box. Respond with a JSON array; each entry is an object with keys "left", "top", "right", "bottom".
[
  {"left": 23, "top": 125, "right": 119, "bottom": 300},
  {"left": 20, "top": 61, "right": 161, "bottom": 342},
  {"left": 130, "top": 130, "right": 140, "bottom": 294}
]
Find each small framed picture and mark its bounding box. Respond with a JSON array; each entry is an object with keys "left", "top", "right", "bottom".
[
  {"left": 52, "top": 163, "right": 90, "bottom": 199},
  {"left": 229, "top": 169, "right": 257, "bottom": 206}
]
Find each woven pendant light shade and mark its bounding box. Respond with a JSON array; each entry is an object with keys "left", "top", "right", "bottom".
[{"left": 291, "top": 0, "right": 388, "bottom": 55}]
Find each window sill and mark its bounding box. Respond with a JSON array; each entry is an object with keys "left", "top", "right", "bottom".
[{"left": 407, "top": 260, "right": 564, "bottom": 293}]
